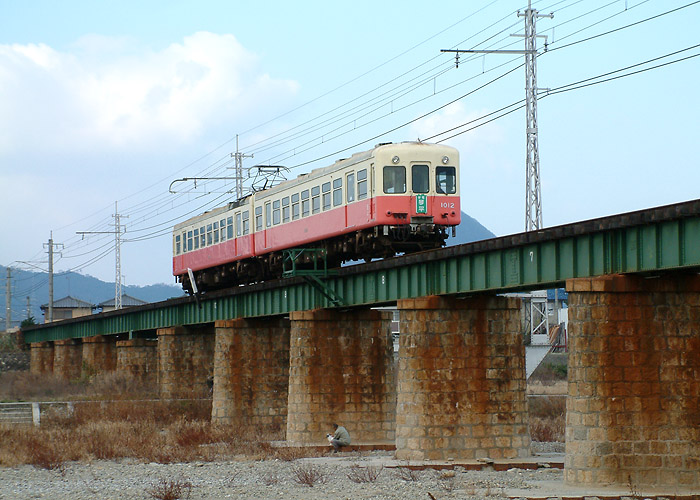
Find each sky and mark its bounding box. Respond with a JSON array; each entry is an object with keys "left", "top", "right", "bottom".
[{"left": 0, "top": 0, "right": 698, "bottom": 290}]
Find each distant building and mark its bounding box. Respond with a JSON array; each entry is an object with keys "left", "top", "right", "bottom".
[
  {"left": 40, "top": 296, "right": 94, "bottom": 323},
  {"left": 97, "top": 294, "right": 148, "bottom": 313}
]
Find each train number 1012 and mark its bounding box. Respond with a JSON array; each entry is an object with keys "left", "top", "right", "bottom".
[{"left": 440, "top": 202, "right": 455, "bottom": 209}]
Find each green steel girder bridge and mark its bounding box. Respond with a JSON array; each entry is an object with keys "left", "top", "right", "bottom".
[{"left": 23, "top": 199, "right": 700, "bottom": 343}]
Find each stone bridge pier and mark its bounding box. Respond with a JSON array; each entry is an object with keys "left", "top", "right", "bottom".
[
  {"left": 285, "top": 309, "right": 396, "bottom": 445},
  {"left": 157, "top": 326, "right": 215, "bottom": 399},
  {"left": 395, "top": 296, "right": 530, "bottom": 461},
  {"left": 566, "top": 274, "right": 700, "bottom": 489},
  {"left": 212, "top": 318, "right": 290, "bottom": 435}
]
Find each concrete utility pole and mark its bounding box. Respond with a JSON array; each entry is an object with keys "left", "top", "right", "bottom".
[
  {"left": 5, "top": 267, "right": 10, "bottom": 331},
  {"left": 44, "top": 233, "right": 63, "bottom": 323},
  {"left": 230, "top": 135, "right": 254, "bottom": 200},
  {"left": 26, "top": 296, "right": 31, "bottom": 321},
  {"left": 442, "top": 0, "right": 553, "bottom": 231}
]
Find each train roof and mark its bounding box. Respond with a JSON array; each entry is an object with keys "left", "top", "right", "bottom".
[
  {"left": 173, "top": 142, "right": 456, "bottom": 232},
  {"left": 255, "top": 141, "right": 454, "bottom": 201}
]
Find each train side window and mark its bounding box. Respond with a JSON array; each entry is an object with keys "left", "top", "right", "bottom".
[
  {"left": 292, "top": 193, "right": 300, "bottom": 220},
  {"left": 193, "top": 228, "right": 200, "bottom": 250},
  {"left": 346, "top": 173, "right": 355, "bottom": 203},
  {"left": 412, "top": 164, "right": 429, "bottom": 194},
  {"left": 220, "top": 219, "right": 226, "bottom": 242},
  {"left": 265, "top": 202, "right": 271, "bottom": 228},
  {"left": 322, "top": 182, "right": 331, "bottom": 210},
  {"left": 383, "top": 165, "right": 406, "bottom": 194},
  {"left": 273, "top": 200, "right": 281, "bottom": 225},
  {"left": 255, "top": 206, "right": 263, "bottom": 231},
  {"left": 200, "top": 227, "right": 205, "bottom": 247},
  {"left": 182, "top": 232, "right": 187, "bottom": 253},
  {"left": 301, "top": 190, "right": 310, "bottom": 217},
  {"left": 357, "top": 169, "right": 367, "bottom": 199},
  {"left": 436, "top": 166, "right": 457, "bottom": 194},
  {"left": 242, "top": 210, "right": 250, "bottom": 235},
  {"left": 227, "top": 216, "right": 233, "bottom": 239},
  {"left": 333, "top": 178, "right": 342, "bottom": 206},
  {"left": 282, "top": 196, "right": 290, "bottom": 223},
  {"left": 175, "top": 235, "right": 181, "bottom": 255},
  {"left": 206, "top": 224, "right": 213, "bottom": 246},
  {"left": 213, "top": 221, "right": 219, "bottom": 244},
  {"left": 311, "top": 186, "right": 320, "bottom": 214},
  {"left": 187, "top": 230, "right": 193, "bottom": 252},
  {"left": 236, "top": 213, "right": 242, "bottom": 237}
]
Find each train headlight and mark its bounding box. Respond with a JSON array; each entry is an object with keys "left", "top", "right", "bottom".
[
  {"left": 442, "top": 156, "right": 449, "bottom": 165},
  {"left": 392, "top": 155, "right": 400, "bottom": 164}
]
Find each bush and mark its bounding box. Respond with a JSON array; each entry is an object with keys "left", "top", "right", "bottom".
[{"left": 529, "top": 395, "right": 566, "bottom": 442}]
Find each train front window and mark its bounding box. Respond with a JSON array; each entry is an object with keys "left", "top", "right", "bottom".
[
  {"left": 412, "top": 164, "right": 429, "bottom": 194},
  {"left": 436, "top": 166, "right": 456, "bottom": 194},
  {"left": 383, "top": 166, "right": 406, "bottom": 194}
]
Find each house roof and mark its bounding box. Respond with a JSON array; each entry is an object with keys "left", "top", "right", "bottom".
[
  {"left": 40, "top": 296, "right": 94, "bottom": 310},
  {"left": 98, "top": 294, "right": 148, "bottom": 307}
]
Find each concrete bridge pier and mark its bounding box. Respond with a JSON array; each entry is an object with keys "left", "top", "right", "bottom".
[
  {"left": 53, "top": 338, "right": 82, "bottom": 380},
  {"left": 157, "top": 326, "right": 215, "bottom": 399},
  {"left": 566, "top": 274, "right": 700, "bottom": 490},
  {"left": 212, "top": 318, "right": 290, "bottom": 435},
  {"left": 30, "top": 341, "right": 54, "bottom": 375},
  {"left": 81, "top": 335, "right": 117, "bottom": 377},
  {"left": 286, "top": 309, "right": 396, "bottom": 445},
  {"left": 395, "top": 296, "right": 530, "bottom": 461}
]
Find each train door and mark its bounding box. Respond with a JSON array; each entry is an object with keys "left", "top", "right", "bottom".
[{"left": 411, "top": 163, "right": 432, "bottom": 217}]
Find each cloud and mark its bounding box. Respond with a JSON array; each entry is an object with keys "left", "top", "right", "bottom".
[{"left": 0, "top": 32, "right": 299, "bottom": 155}]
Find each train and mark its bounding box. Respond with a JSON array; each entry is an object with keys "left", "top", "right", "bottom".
[{"left": 172, "top": 141, "right": 461, "bottom": 293}]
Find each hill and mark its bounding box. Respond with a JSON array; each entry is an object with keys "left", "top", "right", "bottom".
[
  {"left": 0, "top": 265, "right": 183, "bottom": 328},
  {"left": 446, "top": 211, "right": 496, "bottom": 245}
]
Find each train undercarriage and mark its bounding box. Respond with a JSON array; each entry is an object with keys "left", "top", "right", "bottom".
[{"left": 177, "top": 224, "right": 452, "bottom": 294}]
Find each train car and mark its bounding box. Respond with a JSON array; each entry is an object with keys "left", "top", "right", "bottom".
[{"left": 173, "top": 141, "right": 460, "bottom": 292}]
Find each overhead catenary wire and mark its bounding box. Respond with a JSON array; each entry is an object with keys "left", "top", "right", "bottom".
[{"left": 21, "top": 1, "right": 696, "bottom": 281}]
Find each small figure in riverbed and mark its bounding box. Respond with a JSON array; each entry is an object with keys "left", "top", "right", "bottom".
[{"left": 326, "top": 423, "right": 351, "bottom": 452}]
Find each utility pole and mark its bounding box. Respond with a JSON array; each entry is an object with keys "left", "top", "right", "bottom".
[
  {"left": 5, "top": 267, "right": 10, "bottom": 331},
  {"left": 230, "top": 135, "right": 254, "bottom": 200},
  {"left": 26, "top": 296, "right": 31, "bottom": 321},
  {"left": 44, "top": 232, "right": 63, "bottom": 323},
  {"left": 78, "top": 202, "right": 127, "bottom": 310},
  {"left": 442, "top": 0, "right": 552, "bottom": 231}
]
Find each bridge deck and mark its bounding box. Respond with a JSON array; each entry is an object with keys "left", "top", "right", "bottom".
[{"left": 23, "top": 199, "right": 700, "bottom": 343}]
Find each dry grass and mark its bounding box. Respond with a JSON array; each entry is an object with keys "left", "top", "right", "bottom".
[
  {"left": 0, "top": 371, "right": 275, "bottom": 468},
  {"left": 528, "top": 395, "right": 566, "bottom": 442},
  {"left": 0, "top": 371, "right": 157, "bottom": 402},
  {"left": 291, "top": 462, "right": 328, "bottom": 487},
  {"left": 347, "top": 463, "right": 383, "bottom": 483},
  {"left": 146, "top": 477, "right": 193, "bottom": 500}
]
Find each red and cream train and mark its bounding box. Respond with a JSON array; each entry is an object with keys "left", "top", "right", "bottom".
[{"left": 172, "top": 142, "right": 461, "bottom": 292}]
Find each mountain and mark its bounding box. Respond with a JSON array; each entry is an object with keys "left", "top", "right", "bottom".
[
  {"left": 1, "top": 211, "right": 494, "bottom": 329},
  {"left": 0, "top": 265, "right": 183, "bottom": 329},
  {"left": 446, "top": 211, "right": 496, "bottom": 246}
]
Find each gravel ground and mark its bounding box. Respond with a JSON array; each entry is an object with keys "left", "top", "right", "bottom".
[{"left": 0, "top": 450, "right": 565, "bottom": 500}]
